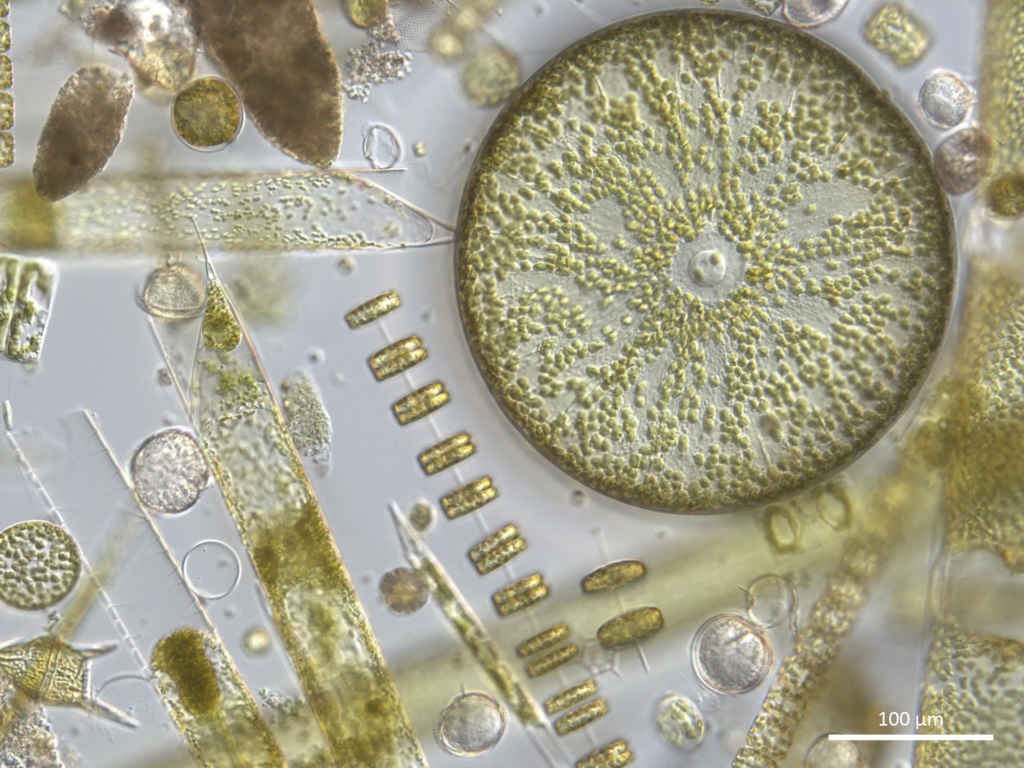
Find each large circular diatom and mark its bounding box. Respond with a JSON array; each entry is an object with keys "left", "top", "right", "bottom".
[
  {"left": 0, "top": 521, "right": 82, "bottom": 610},
  {"left": 456, "top": 10, "right": 955, "bottom": 513}
]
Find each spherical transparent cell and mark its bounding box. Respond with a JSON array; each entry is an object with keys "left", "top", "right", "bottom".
[
  {"left": 130, "top": 427, "right": 210, "bottom": 515},
  {"left": 783, "top": 0, "right": 851, "bottom": 29},
  {"left": 745, "top": 573, "right": 795, "bottom": 627},
  {"left": 0, "top": 521, "right": 81, "bottom": 610},
  {"left": 691, "top": 613, "right": 774, "bottom": 695},
  {"left": 456, "top": 11, "right": 956, "bottom": 513},
  {"left": 804, "top": 734, "right": 864, "bottom": 767},
  {"left": 918, "top": 72, "right": 974, "bottom": 130},
  {"left": 437, "top": 692, "right": 506, "bottom": 757}
]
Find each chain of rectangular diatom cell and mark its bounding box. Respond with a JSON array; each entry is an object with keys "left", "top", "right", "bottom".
[{"left": 1, "top": 0, "right": 12, "bottom": 167}]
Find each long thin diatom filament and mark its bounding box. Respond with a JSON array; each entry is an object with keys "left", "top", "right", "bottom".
[
  {"left": 389, "top": 503, "right": 542, "bottom": 727},
  {"left": 171, "top": 260, "right": 425, "bottom": 768}
]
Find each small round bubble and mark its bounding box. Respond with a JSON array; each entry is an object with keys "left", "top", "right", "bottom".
[{"left": 183, "top": 540, "right": 241, "bottom": 599}]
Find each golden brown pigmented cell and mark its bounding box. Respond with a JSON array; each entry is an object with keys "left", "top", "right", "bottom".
[
  {"left": 187, "top": 0, "right": 343, "bottom": 168},
  {"left": 172, "top": 77, "right": 242, "bottom": 149},
  {"left": 33, "top": 64, "right": 133, "bottom": 202},
  {"left": 342, "top": 0, "right": 387, "bottom": 29},
  {"left": 456, "top": 11, "right": 955, "bottom": 514}
]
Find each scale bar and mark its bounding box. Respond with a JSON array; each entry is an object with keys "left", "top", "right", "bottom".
[{"left": 830, "top": 734, "right": 993, "bottom": 742}]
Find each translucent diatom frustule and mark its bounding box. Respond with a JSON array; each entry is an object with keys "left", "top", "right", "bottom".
[
  {"left": 130, "top": 427, "right": 210, "bottom": 515},
  {"left": 0, "top": 521, "right": 81, "bottom": 610},
  {"left": 783, "top": 0, "right": 850, "bottom": 28},
  {"left": 745, "top": 573, "right": 795, "bottom": 628},
  {"left": 437, "top": 692, "right": 506, "bottom": 757},
  {"left": 804, "top": 734, "right": 864, "bottom": 768},
  {"left": 0, "top": 254, "right": 58, "bottom": 363},
  {"left": 862, "top": 4, "right": 930, "bottom": 67},
  {"left": 456, "top": 11, "right": 954, "bottom": 513},
  {"left": 655, "top": 693, "right": 704, "bottom": 750},
  {"left": 691, "top": 614, "right": 774, "bottom": 695},
  {"left": 141, "top": 263, "right": 206, "bottom": 321},
  {"left": 280, "top": 368, "right": 332, "bottom": 464},
  {"left": 918, "top": 72, "right": 974, "bottom": 129}
]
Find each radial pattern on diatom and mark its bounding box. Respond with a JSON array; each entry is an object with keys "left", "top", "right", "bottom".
[{"left": 456, "top": 11, "right": 955, "bottom": 512}]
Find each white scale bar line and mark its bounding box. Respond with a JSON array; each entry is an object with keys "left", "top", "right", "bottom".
[{"left": 829, "top": 734, "right": 993, "bottom": 742}]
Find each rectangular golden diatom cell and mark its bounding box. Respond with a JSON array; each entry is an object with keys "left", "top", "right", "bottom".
[
  {"left": 526, "top": 644, "right": 579, "bottom": 678},
  {"left": 470, "top": 524, "right": 525, "bottom": 574},
  {"left": 418, "top": 432, "right": 475, "bottom": 475},
  {"left": 441, "top": 476, "right": 497, "bottom": 518},
  {"left": 493, "top": 574, "right": 549, "bottom": 617},
  {"left": 546, "top": 680, "right": 598, "bottom": 715},
  {"left": 518, "top": 623, "right": 569, "bottom": 657},
  {"left": 369, "top": 335, "right": 427, "bottom": 380},
  {"left": 346, "top": 290, "right": 401, "bottom": 328},
  {"left": 597, "top": 607, "right": 664, "bottom": 648},
  {"left": 862, "top": 4, "right": 930, "bottom": 67},
  {"left": 393, "top": 381, "right": 450, "bottom": 425},
  {"left": 582, "top": 560, "right": 647, "bottom": 593},
  {"left": 577, "top": 739, "right": 635, "bottom": 768},
  {"left": 555, "top": 699, "right": 608, "bottom": 736},
  {"left": 0, "top": 1, "right": 10, "bottom": 170}
]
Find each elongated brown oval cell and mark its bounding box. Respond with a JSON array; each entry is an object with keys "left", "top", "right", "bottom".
[
  {"left": 33, "top": 64, "right": 133, "bottom": 202},
  {"left": 188, "top": 0, "right": 343, "bottom": 168}
]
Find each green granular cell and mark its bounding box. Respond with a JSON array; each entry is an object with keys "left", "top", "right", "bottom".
[
  {"left": 203, "top": 281, "right": 241, "bottom": 352},
  {"left": 172, "top": 77, "right": 242, "bottom": 150},
  {"left": 455, "top": 10, "right": 954, "bottom": 513}
]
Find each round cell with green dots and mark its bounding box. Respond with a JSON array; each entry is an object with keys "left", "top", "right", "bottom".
[{"left": 456, "top": 10, "right": 955, "bottom": 513}]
